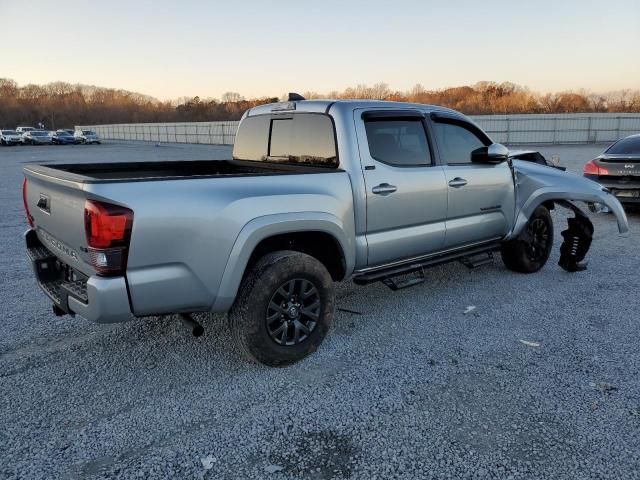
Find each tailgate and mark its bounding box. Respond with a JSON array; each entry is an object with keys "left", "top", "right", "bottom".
[{"left": 24, "top": 169, "right": 95, "bottom": 276}]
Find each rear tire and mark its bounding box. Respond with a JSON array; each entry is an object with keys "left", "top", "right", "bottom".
[
  {"left": 501, "top": 205, "right": 553, "bottom": 273},
  {"left": 228, "top": 251, "right": 335, "bottom": 367}
]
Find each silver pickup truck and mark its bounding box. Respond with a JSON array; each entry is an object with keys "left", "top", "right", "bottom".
[{"left": 23, "top": 98, "right": 629, "bottom": 366}]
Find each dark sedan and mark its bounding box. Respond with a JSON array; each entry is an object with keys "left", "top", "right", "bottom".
[
  {"left": 49, "top": 130, "right": 77, "bottom": 145},
  {"left": 584, "top": 134, "right": 640, "bottom": 205}
]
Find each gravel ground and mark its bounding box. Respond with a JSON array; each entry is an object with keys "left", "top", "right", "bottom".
[{"left": 1, "top": 142, "right": 639, "bottom": 479}]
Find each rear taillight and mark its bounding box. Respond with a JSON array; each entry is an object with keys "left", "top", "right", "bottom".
[
  {"left": 22, "top": 178, "right": 34, "bottom": 227},
  {"left": 583, "top": 159, "right": 609, "bottom": 176},
  {"left": 84, "top": 200, "right": 133, "bottom": 275}
]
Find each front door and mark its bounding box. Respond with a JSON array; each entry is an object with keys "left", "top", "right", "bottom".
[
  {"left": 355, "top": 110, "right": 448, "bottom": 267},
  {"left": 430, "top": 117, "right": 515, "bottom": 248}
]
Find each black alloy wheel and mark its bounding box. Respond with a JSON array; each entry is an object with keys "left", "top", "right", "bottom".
[
  {"left": 525, "top": 218, "right": 550, "bottom": 262},
  {"left": 266, "top": 278, "right": 320, "bottom": 346},
  {"left": 229, "top": 250, "right": 335, "bottom": 366},
  {"left": 501, "top": 205, "right": 554, "bottom": 273}
]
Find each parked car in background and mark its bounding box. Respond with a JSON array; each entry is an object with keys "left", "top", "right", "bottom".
[
  {"left": 16, "top": 126, "right": 36, "bottom": 134},
  {"left": 584, "top": 134, "right": 640, "bottom": 206},
  {"left": 49, "top": 130, "right": 77, "bottom": 145},
  {"left": 22, "top": 130, "right": 53, "bottom": 145},
  {"left": 74, "top": 129, "right": 101, "bottom": 144},
  {"left": 1, "top": 130, "right": 22, "bottom": 145}
]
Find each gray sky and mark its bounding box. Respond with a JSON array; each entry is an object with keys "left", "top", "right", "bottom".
[{"left": 2, "top": 0, "right": 639, "bottom": 100}]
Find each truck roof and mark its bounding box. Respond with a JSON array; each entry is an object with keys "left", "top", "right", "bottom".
[{"left": 246, "top": 99, "right": 467, "bottom": 120}]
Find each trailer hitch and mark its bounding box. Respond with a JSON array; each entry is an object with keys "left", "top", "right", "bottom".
[{"left": 556, "top": 201, "right": 594, "bottom": 272}]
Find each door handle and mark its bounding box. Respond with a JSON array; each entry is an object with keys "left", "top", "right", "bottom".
[
  {"left": 372, "top": 183, "right": 398, "bottom": 195},
  {"left": 448, "top": 177, "right": 468, "bottom": 188}
]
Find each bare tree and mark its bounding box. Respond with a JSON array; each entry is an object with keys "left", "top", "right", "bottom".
[{"left": 221, "top": 92, "right": 244, "bottom": 103}]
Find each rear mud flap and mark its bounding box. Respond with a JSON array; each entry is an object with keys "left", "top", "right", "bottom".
[{"left": 556, "top": 201, "right": 594, "bottom": 272}]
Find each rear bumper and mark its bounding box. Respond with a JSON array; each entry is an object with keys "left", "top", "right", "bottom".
[
  {"left": 25, "top": 229, "right": 132, "bottom": 323},
  {"left": 609, "top": 195, "right": 640, "bottom": 204},
  {"left": 584, "top": 174, "right": 640, "bottom": 204}
]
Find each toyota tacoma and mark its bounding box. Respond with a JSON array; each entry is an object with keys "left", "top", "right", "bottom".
[{"left": 23, "top": 97, "right": 629, "bottom": 366}]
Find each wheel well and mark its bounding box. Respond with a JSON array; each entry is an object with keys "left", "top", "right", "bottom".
[
  {"left": 542, "top": 200, "right": 555, "bottom": 211},
  {"left": 246, "top": 231, "right": 346, "bottom": 281}
]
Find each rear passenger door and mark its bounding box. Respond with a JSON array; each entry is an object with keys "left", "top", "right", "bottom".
[
  {"left": 355, "top": 110, "right": 448, "bottom": 267},
  {"left": 430, "top": 116, "right": 515, "bottom": 248}
]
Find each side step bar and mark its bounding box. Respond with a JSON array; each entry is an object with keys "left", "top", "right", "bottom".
[
  {"left": 353, "top": 242, "right": 501, "bottom": 288},
  {"left": 460, "top": 251, "right": 494, "bottom": 269},
  {"left": 382, "top": 269, "right": 426, "bottom": 291}
]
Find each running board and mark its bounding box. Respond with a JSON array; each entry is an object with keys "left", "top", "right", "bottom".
[
  {"left": 382, "top": 269, "right": 425, "bottom": 290},
  {"left": 460, "top": 251, "right": 494, "bottom": 269},
  {"left": 353, "top": 242, "right": 501, "bottom": 287}
]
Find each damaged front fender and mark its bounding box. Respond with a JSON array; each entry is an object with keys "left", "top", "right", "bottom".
[
  {"left": 508, "top": 160, "right": 629, "bottom": 272},
  {"left": 508, "top": 160, "right": 629, "bottom": 239}
]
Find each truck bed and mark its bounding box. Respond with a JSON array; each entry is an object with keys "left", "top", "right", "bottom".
[{"left": 25, "top": 159, "right": 339, "bottom": 184}]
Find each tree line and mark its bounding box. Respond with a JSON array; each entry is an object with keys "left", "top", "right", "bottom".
[
  {"left": 308, "top": 82, "right": 640, "bottom": 115},
  {"left": 1, "top": 78, "right": 638, "bottom": 129}
]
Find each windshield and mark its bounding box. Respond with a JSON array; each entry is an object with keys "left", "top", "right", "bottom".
[
  {"left": 2, "top": 130, "right": 17, "bottom": 135},
  {"left": 82, "top": 130, "right": 96, "bottom": 135},
  {"left": 606, "top": 136, "right": 640, "bottom": 155},
  {"left": 57, "top": 132, "right": 72, "bottom": 137},
  {"left": 31, "top": 131, "right": 48, "bottom": 136}
]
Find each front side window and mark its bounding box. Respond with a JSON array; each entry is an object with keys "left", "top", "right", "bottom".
[
  {"left": 364, "top": 119, "right": 431, "bottom": 166},
  {"left": 433, "top": 122, "right": 487, "bottom": 164}
]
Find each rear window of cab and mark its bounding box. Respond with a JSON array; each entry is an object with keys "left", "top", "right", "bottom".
[
  {"left": 233, "top": 114, "right": 338, "bottom": 168},
  {"left": 606, "top": 136, "right": 640, "bottom": 155}
]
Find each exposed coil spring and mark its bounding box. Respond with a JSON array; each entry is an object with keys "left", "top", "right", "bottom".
[{"left": 558, "top": 214, "right": 594, "bottom": 272}]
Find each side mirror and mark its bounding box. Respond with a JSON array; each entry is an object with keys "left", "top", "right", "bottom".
[{"left": 471, "top": 143, "right": 509, "bottom": 164}]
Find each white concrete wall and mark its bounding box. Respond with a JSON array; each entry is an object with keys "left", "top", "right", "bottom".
[
  {"left": 77, "top": 122, "right": 240, "bottom": 145},
  {"left": 469, "top": 113, "right": 640, "bottom": 144},
  {"left": 79, "top": 113, "right": 640, "bottom": 146}
]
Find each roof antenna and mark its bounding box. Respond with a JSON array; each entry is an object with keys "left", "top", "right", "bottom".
[{"left": 288, "top": 92, "right": 305, "bottom": 101}]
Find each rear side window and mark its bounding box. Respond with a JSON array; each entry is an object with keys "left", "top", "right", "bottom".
[
  {"left": 233, "top": 114, "right": 337, "bottom": 168},
  {"left": 364, "top": 119, "right": 431, "bottom": 166},
  {"left": 605, "top": 136, "right": 640, "bottom": 155},
  {"left": 433, "top": 122, "right": 487, "bottom": 164}
]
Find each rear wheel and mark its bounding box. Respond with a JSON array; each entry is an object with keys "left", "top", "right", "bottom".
[
  {"left": 501, "top": 205, "right": 553, "bottom": 273},
  {"left": 229, "top": 251, "right": 335, "bottom": 366}
]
